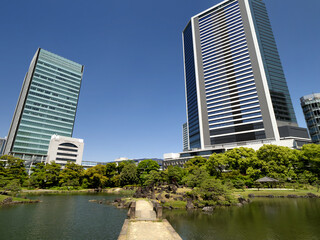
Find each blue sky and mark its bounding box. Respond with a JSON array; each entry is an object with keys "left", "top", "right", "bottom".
[{"left": 0, "top": 0, "right": 319, "bottom": 162}]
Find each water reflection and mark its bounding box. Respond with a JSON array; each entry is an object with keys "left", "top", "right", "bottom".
[
  {"left": 164, "top": 198, "right": 320, "bottom": 240},
  {"left": 1, "top": 195, "right": 319, "bottom": 240},
  {"left": 0, "top": 194, "right": 127, "bottom": 240}
]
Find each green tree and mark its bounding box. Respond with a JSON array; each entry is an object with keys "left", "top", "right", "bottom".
[
  {"left": 119, "top": 163, "right": 138, "bottom": 186},
  {"left": 4, "top": 179, "right": 21, "bottom": 196},
  {"left": 300, "top": 144, "right": 320, "bottom": 178},
  {"left": 105, "top": 162, "right": 118, "bottom": 187},
  {"left": 137, "top": 160, "right": 160, "bottom": 175},
  {"left": 190, "top": 178, "right": 235, "bottom": 206},
  {"left": 257, "top": 145, "right": 299, "bottom": 180},
  {"left": 184, "top": 156, "right": 208, "bottom": 175},
  {"left": 206, "top": 153, "right": 227, "bottom": 177},
  {"left": 83, "top": 164, "right": 108, "bottom": 188},
  {"left": 59, "top": 162, "right": 84, "bottom": 187},
  {"left": 182, "top": 167, "right": 210, "bottom": 188},
  {"left": 0, "top": 155, "right": 27, "bottom": 184},
  {"left": 224, "top": 147, "right": 257, "bottom": 174},
  {"left": 29, "top": 163, "right": 47, "bottom": 188},
  {"left": 43, "top": 162, "right": 61, "bottom": 187},
  {"left": 105, "top": 163, "right": 117, "bottom": 178},
  {"left": 116, "top": 160, "right": 136, "bottom": 174},
  {"left": 300, "top": 144, "right": 320, "bottom": 162},
  {"left": 29, "top": 162, "right": 61, "bottom": 188},
  {"left": 246, "top": 167, "right": 261, "bottom": 180},
  {"left": 167, "top": 165, "right": 184, "bottom": 185},
  {"left": 298, "top": 170, "right": 317, "bottom": 185},
  {"left": 144, "top": 170, "right": 162, "bottom": 187}
]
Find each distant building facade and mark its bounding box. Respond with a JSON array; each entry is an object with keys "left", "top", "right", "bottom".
[
  {"left": 301, "top": 93, "right": 320, "bottom": 144},
  {"left": 183, "top": 122, "right": 189, "bottom": 151},
  {"left": 4, "top": 48, "right": 83, "bottom": 164},
  {"left": 0, "top": 137, "right": 6, "bottom": 156},
  {"left": 47, "top": 135, "right": 84, "bottom": 165},
  {"left": 82, "top": 158, "right": 164, "bottom": 170}
]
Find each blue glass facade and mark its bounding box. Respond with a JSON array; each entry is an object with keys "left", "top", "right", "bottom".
[
  {"left": 183, "top": 22, "right": 201, "bottom": 149},
  {"left": 6, "top": 49, "right": 83, "bottom": 157},
  {"left": 249, "top": 0, "right": 297, "bottom": 123}
]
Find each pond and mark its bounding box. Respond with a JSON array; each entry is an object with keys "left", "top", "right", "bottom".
[
  {"left": 1, "top": 194, "right": 319, "bottom": 240},
  {"left": 163, "top": 198, "right": 320, "bottom": 240},
  {"left": 0, "top": 194, "right": 127, "bottom": 240}
]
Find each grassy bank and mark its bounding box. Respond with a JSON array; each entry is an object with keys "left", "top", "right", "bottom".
[
  {"left": 0, "top": 194, "right": 40, "bottom": 206},
  {"left": 0, "top": 195, "right": 31, "bottom": 202}
]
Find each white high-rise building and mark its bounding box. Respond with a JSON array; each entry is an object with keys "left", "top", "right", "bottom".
[{"left": 183, "top": 0, "right": 309, "bottom": 150}]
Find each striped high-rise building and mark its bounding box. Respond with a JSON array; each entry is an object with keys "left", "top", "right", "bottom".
[
  {"left": 4, "top": 48, "right": 83, "bottom": 162},
  {"left": 183, "top": 122, "right": 189, "bottom": 151},
  {"left": 183, "top": 0, "right": 309, "bottom": 150}
]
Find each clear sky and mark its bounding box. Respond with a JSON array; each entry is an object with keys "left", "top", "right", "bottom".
[{"left": 0, "top": 0, "right": 319, "bottom": 162}]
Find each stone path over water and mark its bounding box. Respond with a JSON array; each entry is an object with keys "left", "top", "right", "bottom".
[
  {"left": 118, "top": 200, "right": 182, "bottom": 240},
  {"left": 135, "top": 200, "right": 156, "bottom": 220}
]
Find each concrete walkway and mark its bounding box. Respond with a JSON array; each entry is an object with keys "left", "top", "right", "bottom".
[
  {"left": 118, "top": 200, "right": 182, "bottom": 240},
  {"left": 135, "top": 200, "right": 156, "bottom": 220}
]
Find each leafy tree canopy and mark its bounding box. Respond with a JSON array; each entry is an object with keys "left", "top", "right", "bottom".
[
  {"left": 120, "top": 163, "right": 138, "bottom": 186},
  {"left": 137, "top": 160, "right": 160, "bottom": 176},
  {"left": 184, "top": 156, "right": 207, "bottom": 174},
  {"left": 206, "top": 153, "right": 227, "bottom": 177},
  {"left": 83, "top": 164, "right": 108, "bottom": 188}
]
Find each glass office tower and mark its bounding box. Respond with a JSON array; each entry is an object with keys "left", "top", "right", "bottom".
[
  {"left": 183, "top": 0, "right": 300, "bottom": 149},
  {"left": 301, "top": 93, "right": 320, "bottom": 144},
  {"left": 4, "top": 48, "right": 83, "bottom": 161}
]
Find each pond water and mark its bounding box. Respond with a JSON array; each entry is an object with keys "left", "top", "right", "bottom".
[
  {"left": 0, "top": 194, "right": 127, "bottom": 240},
  {"left": 163, "top": 198, "right": 320, "bottom": 240},
  {"left": 1, "top": 194, "right": 320, "bottom": 240}
]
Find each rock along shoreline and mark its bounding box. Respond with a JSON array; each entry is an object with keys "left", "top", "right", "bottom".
[{"left": 0, "top": 196, "right": 40, "bottom": 206}]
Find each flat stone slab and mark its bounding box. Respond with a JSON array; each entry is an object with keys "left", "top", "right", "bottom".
[
  {"left": 135, "top": 200, "right": 156, "bottom": 220},
  {"left": 126, "top": 220, "right": 182, "bottom": 240}
]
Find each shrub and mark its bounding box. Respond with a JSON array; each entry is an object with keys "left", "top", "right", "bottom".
[{"left": 4, "top": 179, "right": 21, "bottom": 196}]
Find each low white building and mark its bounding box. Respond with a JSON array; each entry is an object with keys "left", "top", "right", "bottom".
[
  {"left": 46, "top": 135, "right": 84, "bottom": 166},
  {"left": 163, "top": 138, "right": 311, "bottom": 169}
]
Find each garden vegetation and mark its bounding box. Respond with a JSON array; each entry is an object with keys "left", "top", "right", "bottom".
[{"left": 1, "top": 144, "right": 320, "bottom": 203}]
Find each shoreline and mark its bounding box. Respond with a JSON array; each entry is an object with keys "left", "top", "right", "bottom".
[
  {"left": 19, "top": 187, "right": 127, "bottom": 195},
  {"left": 2, "top": 187, "right": 319, "bottom": 208},
  {"left": 109, "top": 187, "right": 320, "bottom": 211},
  {"left": 0, "top": 195, "right": 40, "bottom": 206}
]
